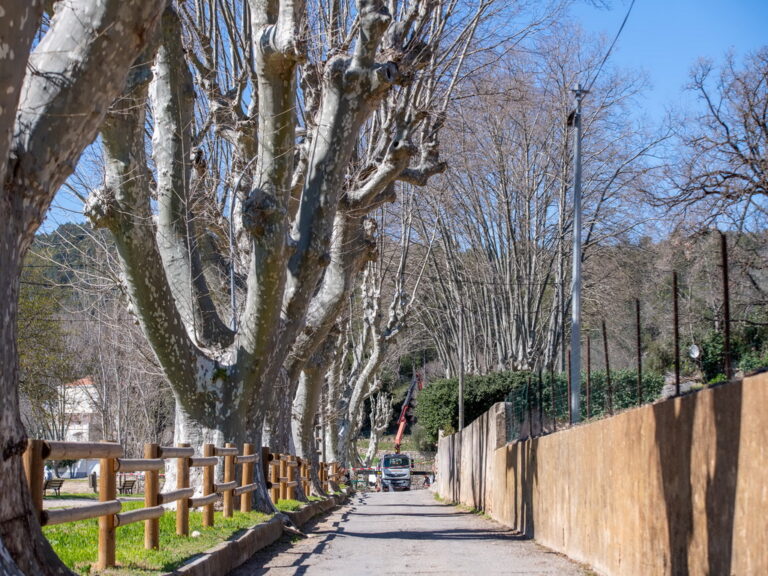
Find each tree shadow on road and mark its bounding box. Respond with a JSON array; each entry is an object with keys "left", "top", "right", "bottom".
[
  {"left": 232, "top": 504, "right": 355, "bottom": 575},
  {"left": 312, "top": 526, "right": 530, "bottom": 542}
]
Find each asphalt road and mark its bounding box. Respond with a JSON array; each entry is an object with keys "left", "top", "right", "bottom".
[{"left": 230, "top": 489, "right": 587, "bottom": 575}]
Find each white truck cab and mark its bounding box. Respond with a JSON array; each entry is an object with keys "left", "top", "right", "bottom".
[{"left": 380, "top": 453, "right": 412, "bottom": 491}]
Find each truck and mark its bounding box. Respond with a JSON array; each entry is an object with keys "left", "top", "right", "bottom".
[{"left": 379, "top": 453, "right": 412, "bottom": 491}]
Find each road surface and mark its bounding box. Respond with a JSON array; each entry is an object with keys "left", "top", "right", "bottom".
[{"left": 230, "top": 489, "right": 588, "bottom": 575}]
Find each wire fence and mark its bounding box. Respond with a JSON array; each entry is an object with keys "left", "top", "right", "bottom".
[
  {"left": 504, "top": 370, "right": 665, "bottom": 442},
  {"left": 505, "top": 231, "right": 738, "bottom": 443}
]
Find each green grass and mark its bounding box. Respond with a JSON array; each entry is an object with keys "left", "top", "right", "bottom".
[
  {"left": 44, "top": 493, "right": 100, "bottom": 501},
  {"left": 44, "top": 502, "right": 271, "bottom": 575},
  {"left": 275, "top": 499, "right": 303, "bottom": 512}
]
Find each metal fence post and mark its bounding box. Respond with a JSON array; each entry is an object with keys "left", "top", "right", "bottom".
[
  {"left": 537, "top": 371, "right": 543, "bottom": 435},
  {"left": 673, "top": 271, "right": 680, "bottom": 396},
  {"left": 526, "top": 374, "right": 533, "bottom": 436},
  {"left": 636, "top": 299, "right": 643, "bottom": 404},
  {"left": 602, "top": 320, "right": 613, "bottom": 415},
  {"left": 586, "top": 335, "right": 592, "bottom": 419},
  {"left": 567, "top": 350, "right": 572, "bottom": 425},
  {"left": 721, "top": 231, "right": 732, "bottom": 380},
  {"left": 550, "top": 370, "right": 557, "bottom": 432}
]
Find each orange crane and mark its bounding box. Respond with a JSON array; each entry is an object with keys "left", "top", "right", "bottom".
[{"left": 394, "top": 372, "right": 424, "bottom": 453}]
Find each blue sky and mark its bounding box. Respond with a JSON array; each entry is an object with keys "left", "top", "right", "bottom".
[{"left": 569, "top": 0, "right": 768, "bottom": 121}]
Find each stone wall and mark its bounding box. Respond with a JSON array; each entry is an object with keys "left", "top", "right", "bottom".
[{"left": 435, "top": 373, "right": 768, "bottom": 575}]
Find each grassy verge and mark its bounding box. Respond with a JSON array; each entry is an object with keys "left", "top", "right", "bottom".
[
  {"left": 44, "top": 493, "right": 101, "bottom": 501},
  {"left": 44, "top": 502, "right": 270, "bottom": 575},
  {"left": 274, "top": 499, "right": 303, "bottom": 512}
]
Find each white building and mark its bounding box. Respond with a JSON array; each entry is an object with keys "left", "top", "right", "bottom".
[{"left": 62, "top": 377, "right": 103, "bottom": 443}]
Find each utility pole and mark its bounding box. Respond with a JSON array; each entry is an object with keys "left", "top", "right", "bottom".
[
  {"left": 569, "top": 84, "right": 588, "bottom": 424},
  {"left": 458, "top": 308, "right": 465, "bottom": 431}
]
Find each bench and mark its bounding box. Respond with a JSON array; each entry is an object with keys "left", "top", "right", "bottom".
[
  {"left": 43, "top": 478, "right": 65, "bottom": 496},
  {"left": 118, "top": 478, "right": 137, "bottom": 495}
]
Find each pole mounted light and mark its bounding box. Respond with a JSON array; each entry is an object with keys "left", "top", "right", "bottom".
[{"left": 569, "top": 84, "right": 588, "bottom": 424}]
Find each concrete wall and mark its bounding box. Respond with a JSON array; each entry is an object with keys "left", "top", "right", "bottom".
[{"left": 435, "top": 373, "right": 768, "bottom": 576}]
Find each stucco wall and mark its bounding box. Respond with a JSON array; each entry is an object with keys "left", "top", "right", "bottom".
[{"left": 435, "top": 373, "right": 768, "bottom": 575}]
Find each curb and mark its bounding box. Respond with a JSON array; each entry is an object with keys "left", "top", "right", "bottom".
[
  {"left": 165, "top": 491, "right": 351, "bottom": 576},
  {"left": 283, "top": 492, "right": 345, "bottom": 527}
]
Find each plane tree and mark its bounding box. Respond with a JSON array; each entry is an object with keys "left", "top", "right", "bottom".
[
  {"left": 415, "top": 29, "right": 664, "bottom": 376},
  {"left": 0, "top": 2, "right": 165, "bottom": 573},
  {"left": 82, "top": 0, "right": 522, "bottom": 505},
  {"left": 666, "top": 47, "right": 768, "bottom": 221}
]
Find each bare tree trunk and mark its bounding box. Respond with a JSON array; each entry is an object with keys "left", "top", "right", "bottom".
[
  {"left": 0, "top": 1, "right": 164, "bottom": 572},
  {"left": 364, "top": 390, "right": 392, "bottom": 466},
  {"left": 0, "top": 231, "right": 68, "bottom": 575}
]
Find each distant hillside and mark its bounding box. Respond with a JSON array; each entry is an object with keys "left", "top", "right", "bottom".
[{"left": 26, "top": 222, "right": 116, "bottom": 294}]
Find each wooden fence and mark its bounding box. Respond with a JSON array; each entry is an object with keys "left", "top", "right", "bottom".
[{"left": 23, "top": 439, "right": 342, "bottom": 570}]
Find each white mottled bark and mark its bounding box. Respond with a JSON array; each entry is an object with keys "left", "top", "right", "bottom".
[
  {"left": 86, "top": 0, "right": 489, "bottom": 510},
  {"left": 364, "top": 390, "right": 392, "bottom": 465},
  {"left": 1, "top": 1, "right": 164, "bottom": 572}
]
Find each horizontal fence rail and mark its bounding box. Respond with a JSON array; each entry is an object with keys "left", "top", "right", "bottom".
[{"left": 23, "top": 439, "right": 341, "bottom": 569}]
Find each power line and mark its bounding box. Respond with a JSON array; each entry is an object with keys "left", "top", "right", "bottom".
[{"left": 585, "top": 0, "right": 637, "bottom": 93}]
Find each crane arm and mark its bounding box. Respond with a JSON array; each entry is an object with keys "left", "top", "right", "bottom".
[{"left": 394, "top": 373, "right": 423, "bottom": 453}]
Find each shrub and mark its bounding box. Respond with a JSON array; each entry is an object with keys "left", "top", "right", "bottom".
[
  {"left": 738, "top": 349, "right": 768, "bottom": 373},
  {"left": 410, "top": 423, "right": 435, "bottom": 452},
  {"left": 416, "top": 371, "right": 530, "bottom": 443},
  {"left": 417, "top": 368, "right": 666, "bottom": 444},
  {"left": 700, "top": 330, "right": 725, "bottom": 381}
]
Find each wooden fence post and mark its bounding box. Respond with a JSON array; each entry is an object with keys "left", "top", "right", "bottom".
[
  {"left": 295, "top": 457, "right": 302, "bottom": 496},
  {"left": 241, "top": 443, "right": 255, "bottom": 513},
  {"left": 23, "top": 439, "right": 45, "bottom": 517},
  {"left": 144, "top": 443, "right": 160, "bottom": 549},
  {"left": 97, "top": 449, "right": 117, "bottom": 569},
  {"left": 177, "top": 443, "right": 190, "bottom": 536},
  {"left": 296, "top": 458, "right": 306, "bottom": 498},
  {"left": 223, "top": 442, "right": 235, "bottom": 518},
  {"left": 269, "top": 452, "right": 279, "bottom": 503},
  {"left": 298, "top": 459, "right": 305, "bottom": 497},
  {"left": 287, "top": 455, "right": 296, "bottom": 500},
  {"left": 279, "top": 454, "right": 287, "bottom": 501},
  {"left": 203, "top": 444, "right": 215, "bottom": 527}
]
